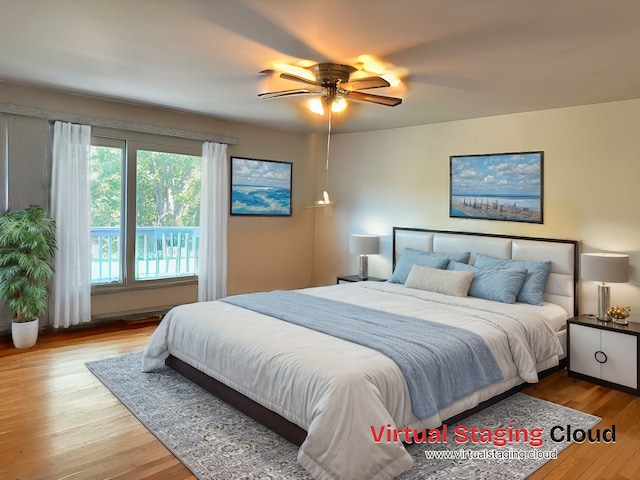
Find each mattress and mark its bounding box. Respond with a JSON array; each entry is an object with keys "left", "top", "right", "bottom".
[{"left": 143, "top": 281, "right": 567, "bottom": 480}]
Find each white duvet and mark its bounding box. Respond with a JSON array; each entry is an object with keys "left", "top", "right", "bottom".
[{"left": 143, "top": 282, "right": 566, "bottom": 480}]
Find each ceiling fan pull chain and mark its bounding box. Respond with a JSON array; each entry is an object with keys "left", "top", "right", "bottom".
[{"left": 325, "top": 108, "right": 332, "bottom": 194}]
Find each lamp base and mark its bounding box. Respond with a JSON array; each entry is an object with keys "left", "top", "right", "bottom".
[
  {"left": 359, "top": 255, "right": 369, "bottom": 280},
  {"left": 597, "top": 283, "right": 611, "bottom": 321}
]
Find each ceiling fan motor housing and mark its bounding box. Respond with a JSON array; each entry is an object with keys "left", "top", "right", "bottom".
[{"left": 310, "top": 63, "right": 356, "bottom": 86}]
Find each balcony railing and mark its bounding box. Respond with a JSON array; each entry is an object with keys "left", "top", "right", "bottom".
[{"left": 91, "top": 226, "right": 200, "bottom": 284}]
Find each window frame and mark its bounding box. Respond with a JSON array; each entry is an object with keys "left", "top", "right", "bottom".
[{"left": 91, "top": 128, "right": 203, "bottom": 293}]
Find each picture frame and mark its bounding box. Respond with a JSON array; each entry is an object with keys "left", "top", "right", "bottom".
[
  {"left": 449, "top": 151, "right": 543, "bottom": 224},
  {"left": 230, "top": 157, "right": 292, "bottom": 216}
]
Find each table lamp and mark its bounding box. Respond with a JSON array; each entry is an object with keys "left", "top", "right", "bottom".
[
  {"left": 581, "top": 253, "right": 629, "bottom": 321},
  {"left": 349, "top": 234, "right": 380, "bottom": 280}
]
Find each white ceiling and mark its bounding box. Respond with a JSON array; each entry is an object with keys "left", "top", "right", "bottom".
[{"left": 1, "top": 0, "right": 640, "bottom": 134}]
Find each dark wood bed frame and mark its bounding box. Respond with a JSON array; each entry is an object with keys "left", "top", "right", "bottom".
[
  {"left": 165, "top": 228, "right": 579, "bottom": 447},
  {"left": 166, "top": 354, "right": 308, "bottom": 446},
  {"left": 166, "top": 354, "right": 566, "bottom": 447}
]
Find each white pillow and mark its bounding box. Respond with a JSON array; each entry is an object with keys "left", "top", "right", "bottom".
[{"left": 405, "top": 264, "right": 474, "bottom": 297}]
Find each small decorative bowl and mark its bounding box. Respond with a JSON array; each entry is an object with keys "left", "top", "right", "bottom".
[{"left": 607, "top": 306, "right": 631, "bottom": 325}]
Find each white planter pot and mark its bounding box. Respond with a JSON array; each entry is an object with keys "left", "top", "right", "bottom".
[{"left": 12, "top": 318, "right": 39, "bottom": 348}]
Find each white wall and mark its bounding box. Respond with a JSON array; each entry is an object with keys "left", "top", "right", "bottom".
[{"left": 314, "top": 99, "right": 640, "bottom": 316}]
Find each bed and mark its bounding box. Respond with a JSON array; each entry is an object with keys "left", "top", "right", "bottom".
[{"left": 142, "top": 227, "right": 579, "bottom": 480}]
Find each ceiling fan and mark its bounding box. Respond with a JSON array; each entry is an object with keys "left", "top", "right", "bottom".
[
  {"left": 259, "top": 62, "right": 403, "bottom": 209},
  {"left": 258, "top": 62, "right": 403, "bottom": 110}
]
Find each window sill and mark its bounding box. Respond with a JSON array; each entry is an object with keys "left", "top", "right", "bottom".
[{"left": 91, "top": 276, "right": 198, "bottom": 295}]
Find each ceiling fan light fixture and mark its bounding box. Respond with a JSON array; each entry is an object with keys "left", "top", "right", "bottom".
[
  {"left": 309, "top": 96, "right": 347, "bottom": 115},
  {"left": 331, "top": 97, "right": 347, "bottom": 113},
  {"left": 309, "top": 97, "right": 324, "bottom": 115}
]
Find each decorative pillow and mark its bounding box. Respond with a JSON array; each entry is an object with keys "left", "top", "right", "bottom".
[
  {"left": 389, "top": 248, "right": 471, "bottom": 284},
  {"left": 473, "top": 254, "right": 552, "bottom": 306},
  {"left": 447, "top": 261, "right": 528, "bottom": 304},
  {"left": 405, "top": 265, "right": 474, "bottom": 297}
]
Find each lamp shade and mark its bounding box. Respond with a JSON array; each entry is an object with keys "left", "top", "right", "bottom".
[
  {"left": 349, "top": 234, "right": 380, "bottom": 255},
  {"left": 581, "top": 253, "right": 629, "bottom": 283}
]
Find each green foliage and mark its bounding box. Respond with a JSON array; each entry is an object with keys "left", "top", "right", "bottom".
[
  {"left": 90, "top": 145, "right": 122, "bottom": 228},
  {"left": 0, "top": 205, "right": 57, "bottom": 321},
  {"left": 135, "top": 150, "right": 201, "bottom": 227},
  {"left": 89, "top": 146, "right": 201, "bottom": 230}
]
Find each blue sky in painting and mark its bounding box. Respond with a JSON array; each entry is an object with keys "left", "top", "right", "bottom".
[
  {"left": 232, "top": 158, "right": 291, "bottom": 189},
  {"left": 450, "top": 152, "right": 541, "bottom": 197}
]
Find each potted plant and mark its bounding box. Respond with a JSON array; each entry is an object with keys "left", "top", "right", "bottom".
[{"left": 0, "top": 205, "right": 57, "bottom": 348}]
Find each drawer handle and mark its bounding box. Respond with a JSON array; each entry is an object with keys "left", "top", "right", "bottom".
[{"left": 594, "top": 350, "right": 608, "bottom": 364}]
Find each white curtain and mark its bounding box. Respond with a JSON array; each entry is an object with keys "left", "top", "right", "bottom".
[
  {"left": 198, "top": 141, "right": 228, "bottom": 301},
  {"left": 51, "top": 121, "right": 92, "bottom": 328}
]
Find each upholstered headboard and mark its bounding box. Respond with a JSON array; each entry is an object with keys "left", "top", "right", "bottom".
[{"left": 392, "top": 227, "right": 580, "bottom": 317}]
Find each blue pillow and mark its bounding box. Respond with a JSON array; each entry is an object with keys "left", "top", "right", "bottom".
[
  {"left": 389, "top": 248, "right": 470, "bottom": 284},
  {"left": 447, "top": 261, "right": 528, "bottom": 304},
  {"left": 473, "top": 254, "right": 552, "bottom": 306}
]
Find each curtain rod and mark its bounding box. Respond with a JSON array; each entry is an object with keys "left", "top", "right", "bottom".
[{"left": 0, "top": 102, "right": 239, "bottom": 145}]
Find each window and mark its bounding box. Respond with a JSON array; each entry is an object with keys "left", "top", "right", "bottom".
[
  {"left": 90, "top": 131, "right": 202, "bottom": 287},
  {"left": 90, "top": 139, "right": 124, "bottom": 285},
  {"left": 134, "top": 149, "right": 201, "bottom": 280}
]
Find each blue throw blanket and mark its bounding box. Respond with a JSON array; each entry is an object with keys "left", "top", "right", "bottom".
[{"left": 221, "top": 290, "right": 503, "bottom": 419}]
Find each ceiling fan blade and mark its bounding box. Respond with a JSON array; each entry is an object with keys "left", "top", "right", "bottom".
[
  {"left": 258, "top": 89, "right": 320, "bottom": 100},
  {"left": 279, "top": 72, "right": 320, "bottom": 87},
  {"left": 260, "top": 63, "right": 318, "bottom": 85},
  {"left": 348, "top": 90, "right": 403, "bottom": 106},
  {"left": 342, "top": 76, "right": 390, "bottom": 91}
]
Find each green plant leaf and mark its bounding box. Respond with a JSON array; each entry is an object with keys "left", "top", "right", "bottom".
[{"left": 0, "top": 205, "right": 57, "bottom": 318}]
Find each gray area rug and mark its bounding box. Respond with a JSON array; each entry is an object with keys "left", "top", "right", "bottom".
[{"left": 86, "top": 351, "right": 600, "bottom": 479}]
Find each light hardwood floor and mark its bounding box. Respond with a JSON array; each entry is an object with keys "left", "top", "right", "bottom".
[{"left": 1, "top": 323, "right": 639, "bottom": 480}]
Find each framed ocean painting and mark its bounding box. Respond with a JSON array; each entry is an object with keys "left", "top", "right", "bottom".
[
  {"left": 449, "top": 151, "right": 543, "bottom": 224},
  {"left": 230, "top": 157, "right": 292, "bottom": 216}
]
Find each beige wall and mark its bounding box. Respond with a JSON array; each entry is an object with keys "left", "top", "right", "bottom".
[
  {"left": 3, "top": 80, "right": 639, "bottom": 330},
  {"left": 315, "top": 99, "right": 640, "bottom": 316},
  {"left": 0, "top": 82, "right": 317, "bottom": 331}
]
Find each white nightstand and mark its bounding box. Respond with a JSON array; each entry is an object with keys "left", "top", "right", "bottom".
[{"left": 568, "top": 315, "right": 640, "bottom": 395}]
